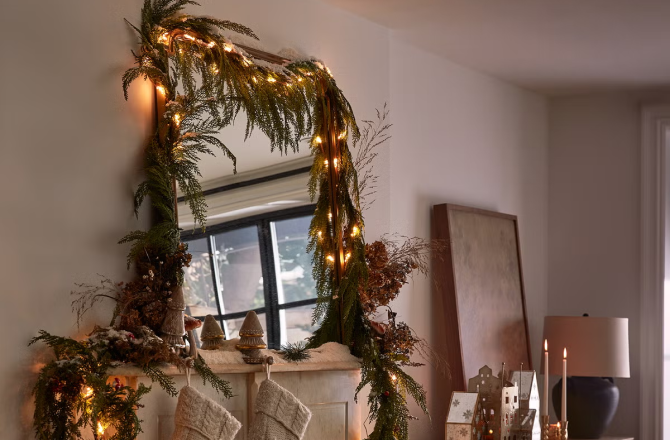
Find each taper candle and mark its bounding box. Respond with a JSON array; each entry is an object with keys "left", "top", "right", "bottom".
[
  {"left": 543, "top": 339, "right": 549, "bottom": 416},
  {"left": 562, "top": 348, "right": 567, "bottom": 420}
]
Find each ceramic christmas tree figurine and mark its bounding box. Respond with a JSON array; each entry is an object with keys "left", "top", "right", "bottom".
[
  {"left": 161, "top": 286, "right": 186, "bottom": 347},
  {"left": 200, "top": 315, "right": 225, "bottom": 350},
  {"left": 236, "top": 311, "right": 266, "bottom": 364}
]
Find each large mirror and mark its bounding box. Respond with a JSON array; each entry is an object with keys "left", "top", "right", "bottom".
[{"left": 179, "top": 119, "right": 318, "bottom": 349}]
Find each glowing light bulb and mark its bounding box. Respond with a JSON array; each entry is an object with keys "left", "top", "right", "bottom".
[
  {"left": 351, "top": 226, "right": 360, "bottom": 237},
  {"left": 82, "top": 386, "right": 93, "bottom": 399},
  {"left": 317, "top": 231, "right": 323, "bottom": 239},
  {"left": 315, "top": 136, "right": 322, "bottom": 144},
  {"left": 333, "top": 158, "right": 338, "bottom": 168},
  {"left": 252, "top": 77, "right": 258, "bottom": 83},
  {"left": 345, "top": 252, "right": 351, "bottom": 262},
  {"left": 158, "top": 32, "right": 169, "bottom": 44},
  {"left": 391, "top": 374, "right": 397, "bottom": 382},
  {"left": 156, "top": 85, "right": 166, "bottom": 96},
  {"left": 338, "top": 131, "right": 347, "bottom": 140},
  {"left": 297, "top": 77, "right": 303, "bottom": 82},
  {"left": 208, "top": 41, "right": 217, "bottom": 48},
  {"left": 326, "top": 67, "right": 333, "bottom": 76},
  {"left": 326, "top": 255, "right": 335, "bottom": 262},
  {"left": 97, "top": 422, "right": 106, "bottom": 435},
  {"left": 328, "top": 212, "right": 332, "bottom": 220},
  {"left": 223, "top": 44, "right": 233, "bottom": 52},
  {"left": 324, "top": 159, "right": 329, "bottom": 167},
  {"left": 211, "top": 65, "right": 219, "bottom": 74},
  {"left": 173, "top": 114, "right": 181, "bottom": 125},
  {"left": 267, "top": 77, "right": 277, "bottom": 83},
  {"left": 184, "top": 34, "right": 195, "bottom": 41}
]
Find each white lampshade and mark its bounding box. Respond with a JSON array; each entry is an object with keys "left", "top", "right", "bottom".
[{"left": 542, "top": 316, "right": 630, "bottom": 378}]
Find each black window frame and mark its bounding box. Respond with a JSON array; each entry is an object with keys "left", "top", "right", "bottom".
[{"left": 181, "top": 204, "right": 318, "bottom": 349}]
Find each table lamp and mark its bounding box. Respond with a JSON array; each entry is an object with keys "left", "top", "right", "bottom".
[{"left": 543, "top": 315, "right": 629, "bottom": 439}]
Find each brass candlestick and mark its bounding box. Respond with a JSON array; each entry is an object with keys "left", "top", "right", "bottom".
[
  {"left": 540, "top": 415, "right": 550, "bottom": 440},
  {"left": 560, "top": 421, "right": 568, "bottom": 440}
]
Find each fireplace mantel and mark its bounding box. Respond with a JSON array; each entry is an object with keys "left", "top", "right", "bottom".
[{"left": 110, "top": 342, "right": 362, "bottom": 440}]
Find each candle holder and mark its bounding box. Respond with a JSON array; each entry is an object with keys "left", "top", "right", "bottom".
[
  {"left": 559, "top": 421, "right": 568, "bottom": 440},
  {"left": 540, "top": 415, "right": 550, "bottom": 440}
]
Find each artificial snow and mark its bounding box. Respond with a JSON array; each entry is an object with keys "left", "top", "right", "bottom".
[{"left": 198, "top": 341, "right": 360, "bottom": 366}]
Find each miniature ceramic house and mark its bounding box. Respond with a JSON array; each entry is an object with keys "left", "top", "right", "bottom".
[
  {"left": 467, "top": 365, "right": 519, "bottom": 440},
  {"left": 445, "top": 391, "right": 484, "bottom": 440},
  {"left": 509, "top": 371, "right": 540, "bottom": 440},
  {"left": 510, "top": 408, "right": 537, "bottom": 440}
]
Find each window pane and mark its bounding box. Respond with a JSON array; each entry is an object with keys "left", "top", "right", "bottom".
[
  {"left": 223, "top": 312, "right": 268, "bottom": 340},
  {"left": 183, "top": 238, "right": 218, "bottom": 317},
  {"left": 273, "top": 216, "right": 317, "bottom": 304},
  {"left": 213, "top": 226, "right": 265, "bottom": 314},
  {"left": 280, "top": 304, "right": 320, "bottom": 345}
]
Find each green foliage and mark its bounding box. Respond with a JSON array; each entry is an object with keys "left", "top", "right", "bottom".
[
  {"left": 279, "top": 341, "right": 311, "bottom": 362},
  {"left": 30, "top": 331, "right": 151, "bottom": 440},
  {"left": 141, "top": 364, "right": 178, "bottom": 397},
  {"left": 193, "top": 354, "right": 233, "bottom": 398}
]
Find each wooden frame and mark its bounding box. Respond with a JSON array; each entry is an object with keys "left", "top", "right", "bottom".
[{"left": 432, "top": 203, "right": 533, "bottom": 395}]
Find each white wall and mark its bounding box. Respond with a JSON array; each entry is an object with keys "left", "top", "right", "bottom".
[
  {"left": 0, "top": 0, "right": 390, "bottom": 438},
  {"left": 388, "top": 37, "right": 549, "bottom": 439},
  {"left": 547, "top": 91, "right": 670, "bottom": 439}
]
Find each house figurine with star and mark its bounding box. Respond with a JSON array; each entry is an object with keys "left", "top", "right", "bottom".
[
  {"left": 445, "top": 391, "right": 484, "bottom": 440},
  {"left": 509, "top": 370, "right": 540, "bottom": 440}
]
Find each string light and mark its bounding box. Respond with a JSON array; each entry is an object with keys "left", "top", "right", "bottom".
[
  {"left": 333, "top": 158, "right": 338, "bottom": 168},
  {"left": 297, "top": 77, "right": 303, "bottom": 82},
  {"left": 391, "top": 374, "right": 397, "bottom": 382},
  {"left": 267, "top": 77, "right": 276, "bottom": 83},
  {"left": 211, "top": 65, "right": 219, "bottom": 74},
  {"left": 317, "top": 231, "right": 323, "bottom": 239},
  {"left": 351, "top": 225, "right": 360, "bottom": 237},
  {"left": 173, "top": 114, "right": 181, "bottom": 126},
  {"left": 326, "top": 255, "right": 335, "bottom": 263},
  {"left": 338, "top": 131, "right": 347, "bottom": 140},
  {"left": 223, "top": 44, "right": 233, "bottom": 52},
  {"left": 183, "top": 34, "right": 196, "bottom": 41},
  {"left": 315, "top": 136, "right": 322, "bottom": 144},
  {"left": 324, "top": 159, "right": 329, "bottom": 167},
  {"left": 97, "top": 422, "right": 107, "bottom": 436},
  {"left": 326, "top": 67, "right": 333, "bottom": 76},
  {"left": 345, "top": 252, "right": 351, "bottom": 262},
  {"left": 328, "top": 212, "right": 332, "bottom": 221},
  {"left": 156, "top": 85, "right": 166, "bottom": 96},
  {"left": 252, "top": 77, "right": 257, "bottom": 83},
  {"left": 158, "top": 32, "right": 169, "bottom": 44},
  {"left": 82, "top": 386, "right": 93, "bottom": 399},
  {"left": 208, "top": 41, "right": 217, "bottom": 48}
]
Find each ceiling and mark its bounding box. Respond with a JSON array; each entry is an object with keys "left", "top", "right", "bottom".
[{"left": 316, "top": 0, "right": 670, "bottom": 95}]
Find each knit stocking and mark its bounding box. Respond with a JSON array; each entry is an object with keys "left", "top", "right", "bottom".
[
  {"left": 171, "top": 385, "right": 242, "bottom": 440},
  {"left": 247, "top": 379, "right": 312, "bottom": 440}
]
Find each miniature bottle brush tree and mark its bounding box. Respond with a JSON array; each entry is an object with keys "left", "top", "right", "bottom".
[{"left": 30, "top": 1, "right": 430, "bottom": 439}]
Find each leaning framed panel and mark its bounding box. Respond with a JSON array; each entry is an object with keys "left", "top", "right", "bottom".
[{"left": 432, "top": 204, "right": 532, "bottom": 392}]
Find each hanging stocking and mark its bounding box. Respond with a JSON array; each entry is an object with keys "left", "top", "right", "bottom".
[
  {"left": 248, "top": 361, "right": 311, "bottom": 440},
  {"left": 171, "top": 370, "right": 241, "bottom": 440}
]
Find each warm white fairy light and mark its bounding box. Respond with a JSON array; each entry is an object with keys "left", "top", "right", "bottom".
[
  {"left": 223, "top": 44, "right": 233, "bottom": 52},
  {"left": 173, "top": 114, "right": 181, "bottom": 126},
  {"left": 338, "top": 131, "right": 347, "bottom": 140},
  {"left": 184, "top": 34, "right": 195, "bottom": 41},
  {"left": 333, "top": 158, "right": 338, "bottom": 168},
  {"left": 351, "top": 225, "right": 360, "bottom": 237},
  {"left": 156, "top": 85, "right": 166, "bottom": 96},
  {"left": 391, "top": 374, "right": 397, "bottom": 382},
  {"left": 211, "top": 65, "right": 219, "bottom": 74},
  {"left": 324, "top": 159, "right": 329, "bottom": 167},
  {"left": 158, "top": 32, "right": 169, "bottom": 44},
  {"left": 315, "top": 136, "right": 322, "bottom": 144},
  {"left": 317, "top": 231, "right": 323, "bottom": 239},
  {"left": 82, "top": 386, "right": 93, "bottom": 399},
  {"left": 326, "top": 255, "right": 335, "bottom": 262},
  {"left": 267, "top": 77, "right": 276, "bottom": 83},
  {"left": 208, "top": 41, "right": 217, "bottom": 48},
  {"left": 252, "top": 77, "right": 257, "bottom": 83},
  {"left": 345, "top": 252, "right": 351, "bottom": 262},
  {"left": 97, "top": 422, "right": 107, "bottom": 435}
]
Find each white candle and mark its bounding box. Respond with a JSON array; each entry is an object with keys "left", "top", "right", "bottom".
[
  {"left": 561, "top": 348, "right": 567, "bottom": 421},
  {"left": 543, "top": 339, "right": 549, "bottom": 416}
]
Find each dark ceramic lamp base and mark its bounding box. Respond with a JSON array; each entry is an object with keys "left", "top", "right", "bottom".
[{"left": 552, "top": 377, "right": 620, "bottom": 439}]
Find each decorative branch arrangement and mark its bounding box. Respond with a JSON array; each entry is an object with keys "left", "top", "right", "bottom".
[{"left": 30, "top": 1, "right": 441, "bottom": 439}]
